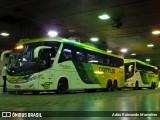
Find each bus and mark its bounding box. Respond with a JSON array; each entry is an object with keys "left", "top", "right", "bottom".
[
  {"left": 3, "top": 37, "right": 124, "bottom": 94},
  {"left": 124, "top": 59, "right": 159, "bottom": 89}
]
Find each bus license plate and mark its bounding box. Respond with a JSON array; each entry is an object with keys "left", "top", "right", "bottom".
[{"left": 15, "top": 85, "right": 20, "bottom": 88}]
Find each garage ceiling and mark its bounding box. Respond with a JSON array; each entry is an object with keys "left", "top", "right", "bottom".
[{"left": 0, "top": 0, "right": 160, "bottom": 66}]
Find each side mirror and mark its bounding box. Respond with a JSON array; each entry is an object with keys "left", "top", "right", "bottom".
[
  {"left": 128, "top": 65, "right": 134, "bottom": 72},
  {"left": 34, "top": 46, "right": 51, "bottom": 59},
  {"left": 1, "top": 50, "right": 12, "bottom": 61}
]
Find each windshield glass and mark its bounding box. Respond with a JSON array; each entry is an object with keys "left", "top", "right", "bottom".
[
  {"left": 136, "top": 62, "right": 158, "bottom": 74},
  {"left": 124, "top": 62, "right": 135, "bottom": 80},
  {"left": 8, "top": 41, "right": 60, "bottom": 76}
]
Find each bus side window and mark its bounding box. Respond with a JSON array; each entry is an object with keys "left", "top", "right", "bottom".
[
  {"left": 58, "top": 44, "right": 72, "bottom": 63},
  {"left": 103, "top": 55, "right": 110, "bottom": 66},
  {"left": 87, "top": 52, "right": 97, "bottom": 63},
  {"left": 75, "top": 50, "right": 85, "bottom": 62},
  {"left": 97, "top": 55, "right": 104, "bottom": 65},
  {"left": 110, "top": 57, "right": 116, "bottom": 67},
  {"left": 118, "top": 59, "right": 124, "bottom": 68}
]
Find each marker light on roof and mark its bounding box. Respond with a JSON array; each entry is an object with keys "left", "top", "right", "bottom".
[{"left": 15, "top": 45, "right": 24, "bottom": 50}]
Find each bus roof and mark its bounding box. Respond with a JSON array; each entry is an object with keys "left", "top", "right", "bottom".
[
  {"left": 16, "top": 37, "right": 123, "bottom": 59},
  {"left": 124, "top": 59, "right": 157, "bottom": 69}
]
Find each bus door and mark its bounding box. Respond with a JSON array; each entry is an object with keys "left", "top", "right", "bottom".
[
  {"left": 139, "top": 70, "right": 148, "bottom": 85},
  {"left": 58, "top": 44, "right": 82, "bottom": 89},
  {"left": 136, "top": 62, "right": 148, "bottom": 85}
]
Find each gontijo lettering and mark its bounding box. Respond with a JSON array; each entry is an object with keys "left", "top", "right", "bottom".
[{"left": 99, "top": 67, "right": 115, "bottom": 73}]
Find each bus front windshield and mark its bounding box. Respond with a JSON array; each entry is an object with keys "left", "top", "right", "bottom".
[{"left": 8, "top": 41, "right": 60, "bottom": 76}]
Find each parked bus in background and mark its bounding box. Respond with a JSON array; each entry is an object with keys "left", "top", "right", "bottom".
[
  {"left": 2, "top": 37, "right": 124, "bottom": 94},
  {"left": 124, "top": 59, "right": 158, "bottom": 90},
  {"left": 0, "top": 50, "right": 12, "bottom": 86}
]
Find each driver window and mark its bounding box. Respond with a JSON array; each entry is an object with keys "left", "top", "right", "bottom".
[{"left": 38, "top": 49, "right": 51, "bottom": 70}]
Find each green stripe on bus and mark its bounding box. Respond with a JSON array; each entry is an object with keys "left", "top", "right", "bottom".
[
  {"left": 73, "top": 62, "right": 99, "bottom": 84},
  {"left": 139, "top": 71, "right": 148, "bottom": 84}
]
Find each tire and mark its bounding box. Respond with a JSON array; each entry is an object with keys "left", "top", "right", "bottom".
[
  {"left": 151, "top": 82, "right": 154, "bottom": 89},
  {"left": 56, "top": 79, "right": 68, "bottom": 94},
  {"left": 153, "top": 82, "right": 156, "bottom": 89},
  {"left": 118, "top": 88, "right": 122, "bottom": 91},
  {"left": 32, "top": 91, "right": 39, "bottom": 95},
  {"left": 134, "top": 81, "right": 139, "bottom": 90},
  {"left": 16, "top": 91, "right": 23, "bottom": 94},
  {"left": 148, "top": 82, "right": 153, "bottom": 89},
  {"left": 8, "top": 91, "right": 16, "bottom": 94},
  {"left": 107, "top": 80, "right": 112, "bottom": 92},
  {"left": 84, "top": 89, "right": 97, "bottom": 92},
  {"left": 112, "top": 80, "right": 118, "bottom": 91}
]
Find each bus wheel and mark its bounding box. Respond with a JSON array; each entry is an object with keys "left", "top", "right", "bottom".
[
  {"left": 151, "top": 82, "right": 154, "bottom": 89},
  {"left": 134, "top": 81, "right": 139, "bottom": 90},
  {"left": 56, "top": 79, "right": 68, "bottom": 94},
  {"left": 153, "top": 82, "right": 156, "bottom": 89},
  {"left": 32, "top": 91, "right": 39, "bottom": 95},
  {"left": 107, "top": 80, "right": 112, "bottom": 92},
  {"left": 148, "top": 82, "right": 153, "bottom": 89},
  {"left": 112, "top": 80, "right": 118, "bottom": 91},
  {"left": 84, "top": 89, "right": 97, "bottom": 92}
]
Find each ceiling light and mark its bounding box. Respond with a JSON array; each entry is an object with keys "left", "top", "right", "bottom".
[
  {"left": 48, "top": 31, "right": 58, "bottom": 37},
  {"left": 68, "top": 29, "right": 76, "bottom": 32},
  {"left": 146, "top": 58, "right": 151, "bottom": 62},
  {"left": 98, "top": 14, "right": 110, "bottom": 20},
  {"left": 147, "top": 44, "right": 154, "bottom": 47},
  {"left": 0, "top": 32, "right": 9, "bottom": 36},
  {"left": 90, "top": 37, "right": 99, "bottom": 42},
  {"left": 152, "top": 30, "right": 160, "bottom": 35},
  {"left": 131, "top": 53, "right": 136, "bottom": 56},
  {"left": 120, "top": 48, "right": 127, "bottom": 53},
  {"left": 107, "top": 49, "right": 112, "bottom": 53}
]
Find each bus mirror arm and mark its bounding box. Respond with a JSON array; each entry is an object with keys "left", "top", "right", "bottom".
[
  {"left": 1, "top": 50, "right": 12, "bottom": 61},
  {"left": 128, "top": 65, "right": 134, "bottom": 72},
  {"left": 34, "top": 46, "right": 51, "bottom": 59}
]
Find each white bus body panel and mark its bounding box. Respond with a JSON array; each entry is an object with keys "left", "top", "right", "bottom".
[{"left": 124, "top": 71, "right": 158, "bottom": 88}]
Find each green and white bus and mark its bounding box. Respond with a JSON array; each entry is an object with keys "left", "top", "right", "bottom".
[
  {"left": 124, "top": 59, "right": 159, "bottom": 89},
  {"left": 4, "top": 37, "right": 124, "bottom": 93}
]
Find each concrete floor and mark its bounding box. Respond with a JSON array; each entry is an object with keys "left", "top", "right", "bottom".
[{"left": 0, "top": 87, "right": 160, "bottom": 120}]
